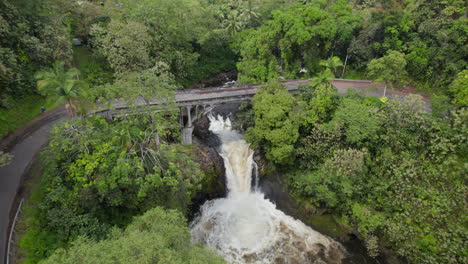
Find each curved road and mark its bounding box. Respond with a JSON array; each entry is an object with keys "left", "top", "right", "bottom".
[{"left": 0, "top": 108, "right": 66, "bottom": 264}]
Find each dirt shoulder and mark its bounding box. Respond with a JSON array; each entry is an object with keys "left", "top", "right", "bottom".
[{"left": 0, "top": 106, "right": 66, "bottom": 153}]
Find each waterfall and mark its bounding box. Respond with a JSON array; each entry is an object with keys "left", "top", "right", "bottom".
[
  {"left": 252, "top": 161, "right": 259, "bottom": 191},
  {"left": 191, "top": 115, "right": 346, "bottom": 264}
]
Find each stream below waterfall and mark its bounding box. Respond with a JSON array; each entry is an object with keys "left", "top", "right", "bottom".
[{"left": 190, "top": 115, "right": 346, "bottom": 264}]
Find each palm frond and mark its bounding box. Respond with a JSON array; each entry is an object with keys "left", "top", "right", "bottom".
[{"left": 34, "top": 60, "right": 89, "bottom": 114}]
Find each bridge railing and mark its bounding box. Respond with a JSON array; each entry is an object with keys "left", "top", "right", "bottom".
[{"left": 88, "top": 78, "right": 380, "bottom": 116}]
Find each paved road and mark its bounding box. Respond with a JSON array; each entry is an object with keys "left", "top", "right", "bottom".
[{"left": 0, "top": 115, "right": 65, "bottom": 264}]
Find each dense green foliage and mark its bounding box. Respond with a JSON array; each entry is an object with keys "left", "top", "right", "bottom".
[
  {"left": 0, "top": 0, "right": 74, "bottom": 133},
  {"left": 235, "top": 1, "right": 357, "bottom": 83},
  {"left": 450, "top": 69, "right": 468, "bottom": 107},
  {"left": 87, "top": 0, "right": 237, "bottom": 87},
  {"left": 247, "top": 81, "right": 467, "bottom": 263},
  {"left": 246, "top": 83, "right": 301, "bottom": 164},
  {"left": 20, "top": 114, "right": 209, "bottom": 262},
  {"left": 235, "top": 0, "right": 467, "bottom": 93},
  {"left": 0, "top": 95, "right": 57, "bottom": 135},
  {"left": 352, "top": 0, "right": 467, "bottom": 89},
  {"left": 0, "top": 0, "right": 72, "bottom": 108},
  {"left": 367, "top": 50, "right": 408, "bottom": 89},
  {"left": 41, "top": 207, "right": 224, "bottom": 264},
  {"left": 3, "top": 0, "right": 466, "bottom": 116}
]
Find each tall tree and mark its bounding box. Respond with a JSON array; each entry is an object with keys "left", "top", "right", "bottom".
[
  {"left": 246, "top": 82, "right": 302, "bottom": 164},
  {"left": 305, "top": 78, "right": 336, "bottom": 125},
  {"left": 0, "top": 0, "right": 72, "bottom": 107},
  {"left": 35, "top": 61, "right": 88, "bottom": 117},
  {"left": 319, "top": 56, "right": 343, "bottom": 77},
  {"left": 224, "top": 10, "right": 244, "bottom": 35},
  {"left": 235, "top": 3, "right": 338, "bottom": 83},
  {"left": 367, "top": 50, "right": 408, "bottom": 96},
  {"left": 120, "top": 0, "right": 216, "bottom": 83},
  {"left": 310, "top": 69, "right": 334, "bottom": 88},
  {"left": 91, "top": 20, "right": 153, "bottom": 76}
]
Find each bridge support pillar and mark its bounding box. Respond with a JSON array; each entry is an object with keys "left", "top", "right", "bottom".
[
  {"left": 181, "top": 106, "right": 193, "bottom": 145},
  {"left": 186, "top": 106, "right": 192, "bottom": 127},
  {"left": 181, "top": 127, "right": 194, "bottom": 145}
]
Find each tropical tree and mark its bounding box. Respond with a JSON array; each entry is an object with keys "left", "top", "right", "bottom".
[
  {"left": 35, "top": 61, "right": 88, "bottom": 117},
  {"left": 298, "top": 69, "right": 336, "bottom": 125},
  {"left": 305, "top": 80, "right": 336, "bottom": 125},
  {"left": 235, "top": 3, "right": 338, "bottom": 83},
  {"left": 310, "top": 69, "right": 334, "bottom": 88},
  {"left": 239, "top": 0, "right": 259, "bottom": 26},
  {"left": 319, "top": 56, "right": 343, "bottom": 77},
  {"left": 246, "top": 82, "right": 302, "bottom": 164},
  {"left": 450, "top": 70, "right": 468, "bottom": 107},
  {"left": 91, "top": 20, "right": 153, "bottom": 75},
  {"left": 224, "top": 10, "right": 244, "bottom": 35},
  {"left": 212, "top": 0, "right": 259, "bottom": 35},
  {"left": 367, "top": 50, "right": 408, "bottom": 96}
]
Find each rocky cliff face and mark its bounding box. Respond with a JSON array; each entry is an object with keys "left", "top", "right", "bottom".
[
  {"left": 190, "top": 103, "right": 255, "bottom": 205},
  {"left": 188, "top": 113, "right": 226, "bottom": 219}
]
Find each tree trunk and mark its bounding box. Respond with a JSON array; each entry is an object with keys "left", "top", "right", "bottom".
[
  {"left": 341, "top": 53, "right": 349, "bottom": 78},
  {"left": 154, "top": 131, "right": 160, "bottom": 147},
  {"left": 67, "top": 98, "right": 75, "bottom": 117}
]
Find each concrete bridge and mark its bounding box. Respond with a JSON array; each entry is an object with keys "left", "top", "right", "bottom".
[{"left": 89, "top": 79, "right": 384, "bottom": 145}]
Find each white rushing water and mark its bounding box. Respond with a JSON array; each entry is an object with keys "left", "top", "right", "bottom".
[{"left": 191, "top": 115, "right": 346, "bottom": 264}]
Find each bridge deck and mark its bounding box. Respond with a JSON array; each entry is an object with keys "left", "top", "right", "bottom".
[{"left": 89, "top": 79, "right": 385, "bottom": 115}]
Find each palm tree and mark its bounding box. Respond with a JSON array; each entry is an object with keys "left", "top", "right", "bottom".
[
  {"left": 319, "top": 56, "right": 343, "bottom": 77},
  {"left": 224, "top": 10, "right": 243, "bottom": 35},
  {"left": 310, "top": 68, "right": 334, "bottom": 88},
  {"left": 240, "top": 0, "right": 259, "bottom": 27},
  {"left": 35, "top": 61, "right": 88, "bottom": 117}
]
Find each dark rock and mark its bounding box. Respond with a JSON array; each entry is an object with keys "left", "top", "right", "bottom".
[
  {"left": 190, "top": 70, "right": 238, "bottom": 89},
  {"left": 193, "top": 103, "right": 242, "bottom": 148},
  {"left": 188, "top": 145, "right": 226, "bottom": 221},
  {"left": 212, "top": 103, "right": 242, "bottom": 118},
  {"left": 259, "top": 172, "right": 299, "bottom": 218},
  {"left": 194, "top": 115, "right": 221, "bottom": 148},
  {"left": 243, "top": 253, "right": 257, "bottom": 262}
]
